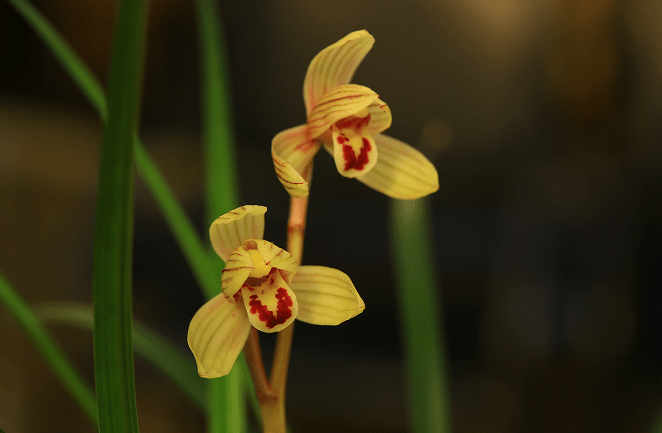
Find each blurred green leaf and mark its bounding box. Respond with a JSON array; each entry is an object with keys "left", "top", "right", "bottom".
[
  {"left": 0, "top": 273, "right": 98, "bottom": 424},
  {"left": 4, "top": 0, "right": 106, "bottom": 118},
  {"left": 389, "top": 198, "right": 450, "bottom": 433},
  {"left": 194, "top": 0, "right": 245, "bottom": 431},
  {"left": 8, "top": 0, "right": 251, "bottom": 429},
  {"left": 92, "top": 0, "right": 146, "bottom": 431},
  {"left": 36, "top": 302, "right": 206, "bottom": 410}
]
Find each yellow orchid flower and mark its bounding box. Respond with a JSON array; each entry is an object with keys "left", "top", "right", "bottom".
[
  {"left": 187, "top": 205, "right": 364, "bottom": 378},
  {"left": 272, "top": 30, "right": 439, "bottom": 199}
]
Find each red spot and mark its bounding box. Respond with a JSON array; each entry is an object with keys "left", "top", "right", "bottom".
[
  {"left": 335, "top": 115, "right": 370, "bottom": 132},
  {"left": 342, "top": 138, "right": 372, "bottom": 171},
  {"left": 336, "top": 134, "right": 349, "bottom": 145},
  {"left": 248, "top": 288, "right": 293, "bottom": 329}
]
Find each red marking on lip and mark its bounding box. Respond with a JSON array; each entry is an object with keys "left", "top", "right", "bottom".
[
  {"left": 342, "top": 138, "right": 372, "bottom": 171},
  {"left": 336, "top": 134, "right": 349, "bottom": 145},
  {"left": 335, "top": 115, "right": 370, "bottom": 132},
  {"left": 248, "top": 288, "right": 293, "bottom": 329},
  {"left": 232, "top": 292, "right": 243, "bottom": 304}
]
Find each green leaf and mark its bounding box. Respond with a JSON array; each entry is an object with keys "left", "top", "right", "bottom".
[
  {"left": 0, "top": 272, "right": 98, "bottom": 424},
  {"left": 8, "top": 0, "right": 250, "bottom": 429},
  {"left": 36, "top": 302, "right": 206, "bottom": 410},
  {"left": 4, "top": 0, "right": 107, "bottom": 119},
  {"left": 134, "top": 144, "right": 222, "bottom": 295},
  {"left": 389, "top": 198, "right": 450, "bottom": 433},
  {"left": 195, "top": 0, "right": 239, "bottom": 224},
  {"left": 194, "top": 1, "right": 245, "bottom": 432},
  {"left": 92, "top": 0, "right": 147, "bottom": 431}
]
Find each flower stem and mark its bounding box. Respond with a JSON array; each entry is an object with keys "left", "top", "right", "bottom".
[
  {"left": 245, "top": 328, "right": 273, "bottom": 402},
  {"left": 257, "top": 193, "right": 309, "bottom": 432}
]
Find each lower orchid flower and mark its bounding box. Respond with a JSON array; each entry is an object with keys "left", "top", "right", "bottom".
[
  {"left": 272, "top": 30, "right": 439, "bottom": 199},
  {"left": 187, "top": 205, "right": 365, "bottom": 378}
]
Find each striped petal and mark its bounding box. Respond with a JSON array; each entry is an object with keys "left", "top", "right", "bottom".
[
  {"left": 303, "top": 30, "right": 375, "bottom": 116},
  {"left": 291, "top": 266, "right": 364, "bottom": 325},
  {"left": 353, "top": 133, "right": 439, "bottom": 199},
  {"left": 210, "top": 206, "right": 267, "bottom": 261},
  {"left": 331, "top": 112, "right": 378, "bottom": 178},
  {"left": 367, "top": 98, "right": 392, "bottom": 134},
  {"left": 271, "top": 125, "right": 320, "bottom": 197},
  {"left": 221, "top": 246, "right": 253, "bottom": 298},
  {"left": 187, "top": 293, "right": 251, "bottom": 378},
  {"left": 254, "top": 239, "right": 298, "bottom": 283},
  {"left": 307, "top": 84, "right": 378, "bottom": 139},
  {"left": 241, "top": 270, "right": 298, "bottom": 333}
]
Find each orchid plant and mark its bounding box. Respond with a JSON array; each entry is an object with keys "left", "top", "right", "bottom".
[
  {"left": 187, "top": 30, "right": 439, "bottom": 433},
  {"left": 0, "top": 2, "right": 445, "bottom": 429}
]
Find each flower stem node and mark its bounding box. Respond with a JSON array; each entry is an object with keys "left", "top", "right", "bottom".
[{"left": 187, "top": 206, "right": 364, "bottom": 378}]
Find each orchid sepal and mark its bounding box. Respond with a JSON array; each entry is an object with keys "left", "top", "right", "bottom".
[
  {"left": 343, "top": 133, "right": 440, "bottom": 199},
  {"left": 187, "top": 293, "right": 252, "bottom": 378},
  {"left": 291, "top": 266, "right": 365, "bottom": 325},
  {"left": 304, "top": 30, "right": 375, "bottom": 116}
]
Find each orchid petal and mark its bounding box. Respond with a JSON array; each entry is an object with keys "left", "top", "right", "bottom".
[
  {"left": 271, "top": 125, "right": 320, "bottom": 197},
  {"left": 367, "top": 98, "right": 392, "bottom": 134},
  {"left": 241, "top": 270, "right": 298, "bottom": 333},
  {"left": 303, "top": 30, "right": 375, "bottom": 116},
  {"left": 291, "top": 266, "right": 364, "bottom": 325},
  {"left": 187, "top": 293, "right": 251, "bottom": 378},
  {"left": 254, "top": 239, "right": 298, "bottom": 283},
  {"left": 331, "top": 116, "right": 378, "bottom": 178},
  {"left": 209, "top": 206, "right": 266, "bottom": 261},
  {"left": 354, "top": 133, "right": 439, "bottom": 199},
  {"left": 307, "top": 84, "right": 378, "bottom": 139},
  {"left": 221, "top": 246, "right": 253, "bottom": 298}
]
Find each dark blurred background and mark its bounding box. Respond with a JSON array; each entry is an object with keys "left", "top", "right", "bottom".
[{"left": 1, "top": 0, "right": 662, "bottom": 432}]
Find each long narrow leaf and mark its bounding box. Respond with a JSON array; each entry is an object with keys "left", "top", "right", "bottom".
[
  {"left": 196, "top": 0, "right": 239, "bottom": 224},
  {"left": 134, "top": 144, "right": 222, "bottom": 294},
  {"left": 389, "top": 198, "right": 450, "bottom": 433},
  {"left": 9, "top": 0, "right": 251, "bottom": 429},
  {"left": 6, "top": 0, "right": 220, "bottom": 297},
  {"left": 35, "top": 301, "right": 264, "bottom": 427},
  {"left": 0, "top": 273, "right": 98, "bottom": 424},
  {"left": 194, "top": 0, "right": 245, "bottom": 432},
  {"left": 4, "top": 0, "right": 106, "bottom": 119},
  {"left": 92, "top": 0, "right": 146, "bottom": 431},
  {"left": 36, "top": 302, "right": 206, "bottom": 410}
]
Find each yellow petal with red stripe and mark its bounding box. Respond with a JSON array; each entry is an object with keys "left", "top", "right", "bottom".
[
  {"left": 209, "top": 206, "right": 266, "bottom": 261},
  {"left": 271, "top": 125, "right": 320, "bottom": 197},
  {"left": 254, "top": 239, "right": 298, "bottom": 283},
  {"left": 187, "top": 293, "right": 251, "bottom": 378},
  {"left": 354, "top": 134, "right": 439, "bottom": 199},
  {"left": 307, "top": 84, "right": 378, "bottom": 139},
  {"left": 220, "top": 246, "right": 253, "bottom": 298},
  {"left": 303, "top": 30, "right": 375, "bottom": 116},
  {"left": 367, "top": 98, "right": 392, "bottom": 134},
  {"left": 291, "top": 266, "right": 364, "bottom": 325}
]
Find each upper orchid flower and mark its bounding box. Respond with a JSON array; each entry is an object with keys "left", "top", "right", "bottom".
[
  {"left": 272, "top": 30, "right": 439, "bottom": 199},
  {"left": 187, "top": 205, "right": 365, "bottom": 378}
]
